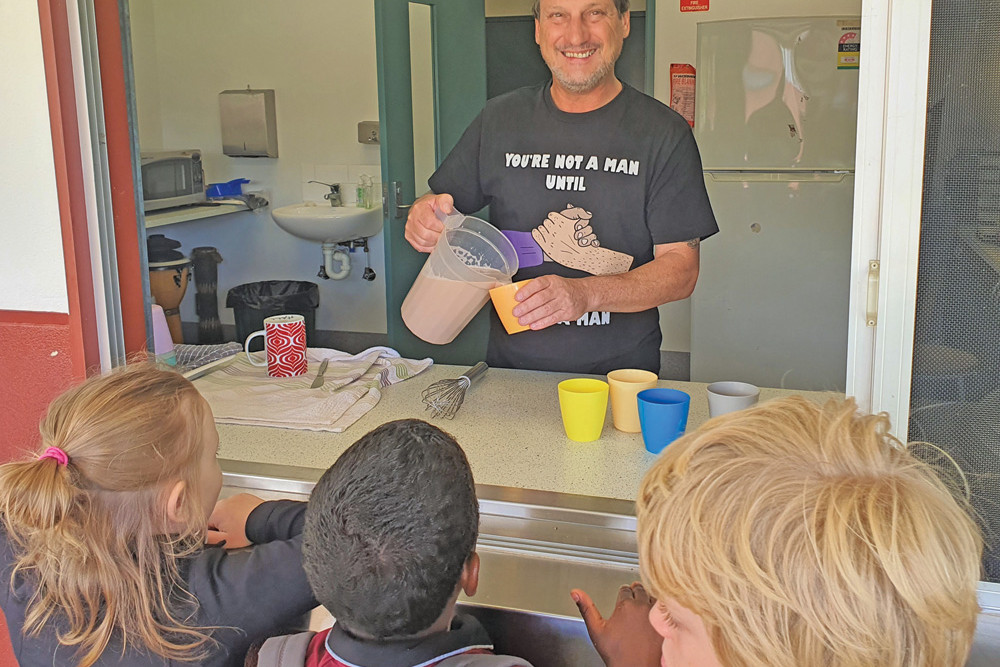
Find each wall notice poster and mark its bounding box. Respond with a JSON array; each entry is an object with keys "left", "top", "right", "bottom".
[
  {"left": 670, "top": 64, "right": 696, "bottom": 127},
  {"left": 680, "top": 0, "right": 709, "bottom": 12}
]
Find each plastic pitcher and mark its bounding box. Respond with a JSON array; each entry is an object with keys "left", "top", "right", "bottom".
[{"left": 402, "top": 211, "right": 519, "bottom": 344}]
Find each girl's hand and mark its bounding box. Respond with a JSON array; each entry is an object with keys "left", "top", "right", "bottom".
[{"left": 207, "top": 493, "right": 265, "bottom": 549}]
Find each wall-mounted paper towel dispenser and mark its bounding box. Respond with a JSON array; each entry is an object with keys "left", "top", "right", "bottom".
[{"left": 219, "top": 88, "right": 278, "bottom": 158}]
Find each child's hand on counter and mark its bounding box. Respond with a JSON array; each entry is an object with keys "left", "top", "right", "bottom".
[
  {"left": 572, "top": 583, "right": 661, "bottom": 667},
  {"left": 207, "top": 493, "right": 265, "bottom": 549}
]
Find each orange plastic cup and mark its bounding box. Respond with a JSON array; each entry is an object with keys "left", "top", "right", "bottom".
[
  {"left": 489, "top": 279, "right": 532, "bottom": 335},
  {"left": 607, "top": 369, "right": 659, "bottom": 432}
]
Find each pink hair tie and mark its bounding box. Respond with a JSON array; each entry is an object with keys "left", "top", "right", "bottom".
[{"left": 39, "top": 447, "right": 69, "bottom": 466}]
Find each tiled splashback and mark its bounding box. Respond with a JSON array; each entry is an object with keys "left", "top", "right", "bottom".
[{"left": 300, "top": 162, "right": 382, "bottom": 206}]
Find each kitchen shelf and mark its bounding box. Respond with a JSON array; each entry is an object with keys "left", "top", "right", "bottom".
[{"left": 144, "top": 202, "right": 250, "bottom": 228}]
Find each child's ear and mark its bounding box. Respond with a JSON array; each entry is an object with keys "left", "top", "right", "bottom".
[
  {"left": 460, "top": 551, "right": 480, "bottom": 598},
  {"left": 165, "top": 480, "right": 187, "bottom": 525}
]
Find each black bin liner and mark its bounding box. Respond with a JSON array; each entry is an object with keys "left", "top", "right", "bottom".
[{"left": 226, "top": 280, "right": 320, "bottom": 352}]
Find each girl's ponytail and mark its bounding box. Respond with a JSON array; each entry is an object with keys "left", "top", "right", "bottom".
[{"left": 0, "top": 447, "right": 80, "bottom": 546}]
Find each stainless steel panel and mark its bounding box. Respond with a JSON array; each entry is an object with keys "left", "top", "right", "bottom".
[{"left": 221, "top": 461, "right": 642, "bottom": 618}]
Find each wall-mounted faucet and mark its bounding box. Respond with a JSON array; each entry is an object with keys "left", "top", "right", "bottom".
[{"left": 308, "top": 180, "right": 342, "bottom": 207}]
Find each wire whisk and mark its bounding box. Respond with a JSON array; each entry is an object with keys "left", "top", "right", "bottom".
[{"left": 421, "top": 362, "right": 489, "bottom": 419}]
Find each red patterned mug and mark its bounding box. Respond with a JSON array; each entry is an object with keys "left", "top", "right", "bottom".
[{"left": 244, "top": 314, "right": 308, "bottom": 378}]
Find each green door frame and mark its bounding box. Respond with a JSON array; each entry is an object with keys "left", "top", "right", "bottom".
[
  {"left": 376, "top": 0, "right": 489, "bottom": 365},
  {"left": 644, "top": 0, "right": 656, "bottom": 93}
]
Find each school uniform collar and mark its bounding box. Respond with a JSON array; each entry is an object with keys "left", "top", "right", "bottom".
[{"left": 324, "top": 613, "right": 494, "bottom": 667}]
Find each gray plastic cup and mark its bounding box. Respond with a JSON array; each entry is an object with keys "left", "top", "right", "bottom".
[{"left": 706, "top": 381, "right": 760, "bottom": 417}]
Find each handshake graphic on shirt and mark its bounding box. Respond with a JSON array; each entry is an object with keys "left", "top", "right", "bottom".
[{"left": 503, "top": 204, "right": 634, "bottom": 276}]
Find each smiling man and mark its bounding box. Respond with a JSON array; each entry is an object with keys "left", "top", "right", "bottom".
[{"left": 404, "top": 0, "right": 717, "bottom": 375}]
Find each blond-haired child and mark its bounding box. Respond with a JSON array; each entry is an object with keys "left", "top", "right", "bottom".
[
  {"left": 0, "top": 363, "right": 315, "bottom": 666},
  {"left": 574, "top": 397, "right": 982, "bottom": 667}
]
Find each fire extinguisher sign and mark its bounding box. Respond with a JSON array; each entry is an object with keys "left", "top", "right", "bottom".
[
  {"left": 838, "top": 21, "right": 861, "bottom": 69},
  {"left": 680, "top": 0, "right": 709, "bottom": 12}
]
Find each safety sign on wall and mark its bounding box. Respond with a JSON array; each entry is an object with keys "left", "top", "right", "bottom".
[
  {"left": 680, "top": 0, "right": 709, "bottom": 12},
  {"left": 669, "top": 64, "right": 696, "bottom": 127}
]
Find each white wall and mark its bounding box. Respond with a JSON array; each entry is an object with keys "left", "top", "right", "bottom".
[
  {"left": 130, "top": 0, "right": 385, "bottom": 334},
  {"left": 653, "top": 0, "right": 862, "bottom": 352},
  {"left": 0, "top": 1, "right": 68, "bottom": 313}
]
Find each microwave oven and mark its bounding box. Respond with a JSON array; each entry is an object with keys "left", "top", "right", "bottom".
[{"left": 140, "top": 150, "right": 206, "bottom": 212}]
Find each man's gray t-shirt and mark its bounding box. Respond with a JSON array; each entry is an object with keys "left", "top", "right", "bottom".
[{"left": 429, "top": 82, "right": 718, "bottom": 375}]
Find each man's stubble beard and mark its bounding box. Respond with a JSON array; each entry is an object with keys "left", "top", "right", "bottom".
[{"left": 543, "top": 42, "right": 623, "bottom": 95}]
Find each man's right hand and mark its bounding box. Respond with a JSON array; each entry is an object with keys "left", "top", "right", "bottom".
[{"left": 404, "top": 192, "right": 455, "bottom": 252}]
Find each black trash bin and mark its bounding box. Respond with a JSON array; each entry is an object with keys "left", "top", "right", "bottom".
[{"left": 227, "top": 281, "right": 320, "bottom": 351}]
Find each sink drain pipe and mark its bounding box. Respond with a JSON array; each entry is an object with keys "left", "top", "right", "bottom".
[{"left": 319, "top": 242, "right": 350, "bottom": 280}]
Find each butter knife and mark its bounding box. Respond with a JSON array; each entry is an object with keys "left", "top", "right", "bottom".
[{"left": 310, "top": 359, "right": 329, "bottom": 388}]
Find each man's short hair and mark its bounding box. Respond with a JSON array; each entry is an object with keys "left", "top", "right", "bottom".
[
  {"left": 638, "top": 397, "right": 982, "bottom": 667},
  {"left": 302, "top": 419, "right": 479, "bottom": 639},
  {"left": 532, "top": 0, "right": 629, "bottom": 20}
]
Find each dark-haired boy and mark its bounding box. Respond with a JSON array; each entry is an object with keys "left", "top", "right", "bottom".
[{"left": 253, "top": 419, "right": 533, "bottom": 667}]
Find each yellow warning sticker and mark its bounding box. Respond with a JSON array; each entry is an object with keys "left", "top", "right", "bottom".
[{"left": 838, "top": 21, "right": 861, "bottom": 70}]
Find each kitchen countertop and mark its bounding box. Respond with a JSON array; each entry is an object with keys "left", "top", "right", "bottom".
[{"left": 215, "top": 363, "right": 839, "bottom": 502}]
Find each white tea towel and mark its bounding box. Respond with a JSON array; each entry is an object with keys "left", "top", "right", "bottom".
[{"left": 192, "top": 346, "right": 432, "bottom": 432}]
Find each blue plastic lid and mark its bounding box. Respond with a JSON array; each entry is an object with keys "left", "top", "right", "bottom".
[{"left": 206, "top": 178, "right": 250, "bottom": 198}]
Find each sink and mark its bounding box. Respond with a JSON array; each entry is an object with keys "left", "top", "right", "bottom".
[{"left": 271, "top": 202, "right": 382, "bottom": 244}]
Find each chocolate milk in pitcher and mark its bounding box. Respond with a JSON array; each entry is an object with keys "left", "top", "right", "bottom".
[
  {"left": 401, "top": 267, "right": 508, "bottom": 345},
  {"left": 401, "top": 213, "right": 519, "bottom": 345}
]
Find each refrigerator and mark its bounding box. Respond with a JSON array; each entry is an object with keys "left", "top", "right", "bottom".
[{"left": 690, "top": 17, "right": 861, "bottom": 392}]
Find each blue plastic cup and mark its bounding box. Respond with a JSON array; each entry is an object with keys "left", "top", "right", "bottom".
[{"left": 637, "top": 388, "right": 691, "bottom": 455}]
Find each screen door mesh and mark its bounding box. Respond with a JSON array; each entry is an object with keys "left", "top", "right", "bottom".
[{"left": 910, "top": 0, "right": 1000, "bottom": 582}]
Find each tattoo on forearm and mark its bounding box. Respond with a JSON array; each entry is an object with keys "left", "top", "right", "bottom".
[{"left": 686, "top": 238, "right": 701, "bottom": 249}]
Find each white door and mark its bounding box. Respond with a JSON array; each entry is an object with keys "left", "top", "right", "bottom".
[{"left": 845, "top": 0, "right": 930, "bottom": 424}]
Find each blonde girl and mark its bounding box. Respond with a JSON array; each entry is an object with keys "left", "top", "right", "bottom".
[{"left": 0, "top": 363, "right": 315, "bottom": 666}]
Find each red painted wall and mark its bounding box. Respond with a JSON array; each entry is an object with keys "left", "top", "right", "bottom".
[
  {"left": 0, "top": 312, "right": 78, "bottom": 462},
  {"left": 0, "top": 608, "right": 11, "bottom": 667},
  {"left": 0, "top": 313, "right": 78, "bottom": 666}
]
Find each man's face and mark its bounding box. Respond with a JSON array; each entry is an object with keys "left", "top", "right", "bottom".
[{"left": 535, "top": 0, "right": 630, "bottom": 95}]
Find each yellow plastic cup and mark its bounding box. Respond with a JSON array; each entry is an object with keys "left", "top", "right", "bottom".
[
  {"left": 607, "top": 369, "right": 659, "bottom": 432},
  {"left": 558, "top": 378, "right": 610, "bottom": 442},
  {"left": 489, "top": 279, "right": 532, "bottom": 335}
]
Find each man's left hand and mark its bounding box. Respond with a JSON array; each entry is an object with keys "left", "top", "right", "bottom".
[{"left": 512, "top": 274, "right": 591, "bottom": 330}]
